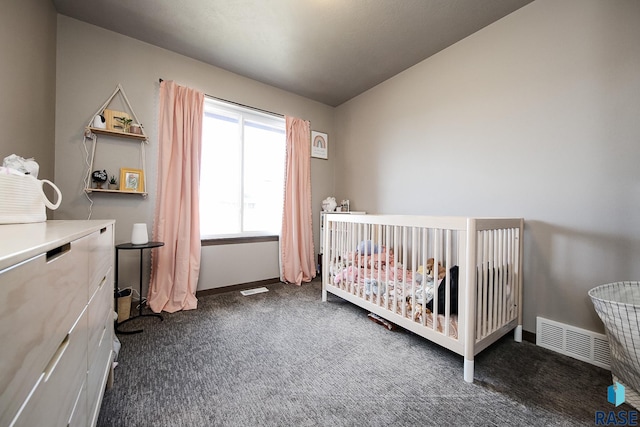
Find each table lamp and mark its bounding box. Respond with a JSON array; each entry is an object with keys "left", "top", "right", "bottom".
[{"left": 131, "top": 223, "right": 149, "bottom": 245}]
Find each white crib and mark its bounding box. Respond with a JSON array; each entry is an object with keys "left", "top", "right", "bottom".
[{"left": 321, "top": 214, "right": 524, "bottom": 382}]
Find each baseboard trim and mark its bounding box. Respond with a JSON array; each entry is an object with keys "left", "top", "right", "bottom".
[
  {"left": 522, "top": 330, "right": 536, "bottom": 344},
  {"left": 196, "top": 277, "right": 281, "bottom": 297}
]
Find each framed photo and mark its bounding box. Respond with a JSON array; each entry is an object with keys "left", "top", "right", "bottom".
[
  {"left": 120, "top": 168, "right": 144, "bottom": 192},
  {"left": 311, "top": 131, "right": 328, "bottom": 159}
]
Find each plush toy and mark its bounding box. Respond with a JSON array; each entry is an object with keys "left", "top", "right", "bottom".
[
  {"left": 364, "top": 278, "right": 385, "bottom": 296},
  {"left": 416, "top": 258, "right": 446, "bottom": 280},
  {"left": 322, "top": 197, "right": 337, "bottom": 212},
  {"left": 357, "top": 240, "right": 379, "bottom": 254},
  {"left": 333, "top": 265, "right": 358, "bottom": 285}
]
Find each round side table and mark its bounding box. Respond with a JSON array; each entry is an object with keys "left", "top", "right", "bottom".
[{"left": 115, "top": 241, "right": 164, "bottom": 334}]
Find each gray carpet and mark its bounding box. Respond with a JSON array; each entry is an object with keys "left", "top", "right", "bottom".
[{"left": 98, "top": 279, "right": 629, "bottom": 426}]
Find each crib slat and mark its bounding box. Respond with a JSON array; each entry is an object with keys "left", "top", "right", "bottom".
[
  {"left": 393, "top": 226, "right": 398, "bottom": 315},
  {"left": 487, "top": 231, "right": 496, "bottom": 335},
  {"left": 476, "top": 231, "right": 483, "bottom": 340},
  {"left": 444, "top": 229, "right": 452, "bottom": 337},
  {"left": 395, "top": 227, "right": 407, "bottom": 317},
  {"left": 499, "top": 229, "right": 504, "bottom": 323},
  {"left": 421, "top": 228, "right": 427, "bottom": 327},
  {"left": 510, "top": 227, "right": 517, "bottom": 321},
  {"left": 496, "top": 230, "right": 502, "bottom": 328},
  {"left": 412, "top": 227, "right": 418, "bottom": 320},
  {"left": 376, "top": 223, "right": 382, "bottom": 306},
  {"left": 431, "top": 230, "right": 437, "bottom": 331},
  {"left": 482, "top": 231, "right": 489, "bottom": 339}
]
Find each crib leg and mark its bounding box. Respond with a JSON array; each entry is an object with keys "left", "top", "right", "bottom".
[
  {"left": 514, "top": 325, "right": 523, "bottom": 343},
  {"left": 322, "top": 286, "right": 327, "bottom": 302},
  {"left": 464, "top": 359, "right": 474, "bottom": 383}
]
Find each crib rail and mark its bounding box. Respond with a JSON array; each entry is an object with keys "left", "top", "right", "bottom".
[{"left": 322, "top": 214, "right": 523, "bottom": 368}]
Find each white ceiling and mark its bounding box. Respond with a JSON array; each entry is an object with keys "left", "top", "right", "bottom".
[{"left": 52, "top": 0, "right": 534, "bottom": 106}]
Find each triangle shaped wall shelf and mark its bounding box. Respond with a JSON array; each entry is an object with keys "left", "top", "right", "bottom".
[
  {"left": 86, "top": 83, "right": 148, "bottom": 140},
  {"left": 83, "top": 84, "right": 149, "bottom": 198}
]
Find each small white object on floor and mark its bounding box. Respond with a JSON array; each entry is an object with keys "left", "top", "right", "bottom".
[{"left": 241, "top": 287, "right": 269, "bottom": 296}]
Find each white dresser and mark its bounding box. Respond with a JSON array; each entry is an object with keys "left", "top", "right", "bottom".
[{"left": 0, "top": 220, "right": 115, "bottom": 427}]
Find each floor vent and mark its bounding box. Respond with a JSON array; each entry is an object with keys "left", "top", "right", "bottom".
[
  {"left": 240, "top": 287, "right": 269, "bottom": 296},
  {"left": 536, "top": 317, "right": 610, "bottom": 370}
]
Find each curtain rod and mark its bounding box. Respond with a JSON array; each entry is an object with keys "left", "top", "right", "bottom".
[{"left": 159, "top": 78, "right": 284, "bottom": 119}]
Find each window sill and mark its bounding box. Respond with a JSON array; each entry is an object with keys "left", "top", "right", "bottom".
[{"left": 201, "top": 235, "right": 279, "bottom": 246}]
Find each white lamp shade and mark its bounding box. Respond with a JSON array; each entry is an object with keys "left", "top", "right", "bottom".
[{"left": 131, "top": 223, "right": 149, "bottom": 245}]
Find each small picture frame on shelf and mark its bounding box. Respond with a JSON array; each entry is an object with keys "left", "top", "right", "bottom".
[{"left": 120, "top": 168, "right": 144, "bottom": 192}]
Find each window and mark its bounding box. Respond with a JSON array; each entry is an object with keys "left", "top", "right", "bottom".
[{"left": 199, "top": 98, "right": 286, "bottom": 238}]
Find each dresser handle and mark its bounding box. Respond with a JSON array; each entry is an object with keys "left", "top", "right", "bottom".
[
  {"left": 100, "top": 227, "right": 107, "bottom": 234},
  {"left": 43, "top": 334, "right": 70, "bottom": 382},
  {"left": 99, "top": 324, "right": 108, "bottom": 347},
  {"left": 46, "top": 243, "right": 71, "bottom": 262}
]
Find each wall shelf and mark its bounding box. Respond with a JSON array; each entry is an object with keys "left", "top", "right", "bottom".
[
  {"left": 85, "top": 188, "right": 148, "bottom": 197},
  {"left": 88, "top": 127, "right": 147, "bottom": 141},
  {"left": 84, "top": 84, "right": 149, "bottom": 197}
]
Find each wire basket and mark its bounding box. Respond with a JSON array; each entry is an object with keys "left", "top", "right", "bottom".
[{"left": 589, "top": 281, "right": 640, "bottom": 408}]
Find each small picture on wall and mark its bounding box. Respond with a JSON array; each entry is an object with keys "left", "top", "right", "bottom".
[
  {"left": 120, "top": 168, "right": 144, "bottom": 192},
  {"left": 311, "top": 131, "right": 328, "bottom": 159}
]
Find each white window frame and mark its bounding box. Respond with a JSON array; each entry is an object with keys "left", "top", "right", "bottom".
[{"left": 200, "top": 97, "right": 286, "bottom": 240}]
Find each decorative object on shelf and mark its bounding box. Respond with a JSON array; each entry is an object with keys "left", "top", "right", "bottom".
[
  {"left": 322, "top": 196, "right": 337, "bottom": 212},
  {"left": 131, "top": 223, "right": 149, "bottom": 245},
  {"left": 116, "top": 116, "right": 133, "bottom": 133},
  {"left": 311, "top": 130, "right": 328, "bottom": 159},
  {"left": 92, "top": 169, "right": 108, "bottom": 189},
  {"left": 108, "top": 175, "right": 117, "bottom": 190},
  {"left": 120, "top": 167, "right": 144, "bottom": 192},
  {"left": 104, "top": 109, "right": 130, "bottom": 132},
  {"left": 129, "top": 123, "right": 143, "bottom": 135},
  {"left": 340, "top": 199, "right": 350, "bottom": 212},
  {"left": 92, "top": 114, "right": 106, "bottom": 129}
]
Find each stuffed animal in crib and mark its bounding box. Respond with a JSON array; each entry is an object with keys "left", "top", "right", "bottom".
[
  {"left": 364, "top": 278, "right": 385, "bottom": 296},
  {"left": 333, "top": 265, "right": 358, "bottom": 285},
  {"left": 416, "top": 258, "right": 446, "bottom": 280},
  {"left": 329, "top": 258, "right": 345, "bottom": 276},
  {"left": 357, "top": 240, "right": 379, "bottom": 254}
]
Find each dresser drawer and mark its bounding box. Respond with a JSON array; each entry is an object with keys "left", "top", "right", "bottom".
[
  {"left": 0, "top": 236, "right": 89, "bottom": 426},
  {"left": 88, "top": 312, "right": 113, "bottom": 426},
  {"left": 88, "top": 225, "right": 113, "bottom": 299},
  {"left": 88, "top": 269, "right": 113, "bottom": 364},
  {"left": 8, "top": 307, "right": 88, "bottom": 427}
]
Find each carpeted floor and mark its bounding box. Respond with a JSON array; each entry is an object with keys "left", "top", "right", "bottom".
[{"left": 98, "top": 279, "right": 630, "bottom": 426}]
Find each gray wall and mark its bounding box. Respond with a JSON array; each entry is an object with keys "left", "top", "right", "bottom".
[
  {"left": 55, "top": 16, "right": 335, "bottom": 292},
  {"left": 0, "top": 0, "right": 57, "bottom": 183},
  {"left": 13, "top": 1, "right": 639, "bottom": 334},
  {"left": 334, "top": 0, "right": 640, "bottom": 333}
]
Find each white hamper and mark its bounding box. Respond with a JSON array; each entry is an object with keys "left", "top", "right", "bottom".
[{"left": 589, "top": 282, "right": 640, "bottom": 409}]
